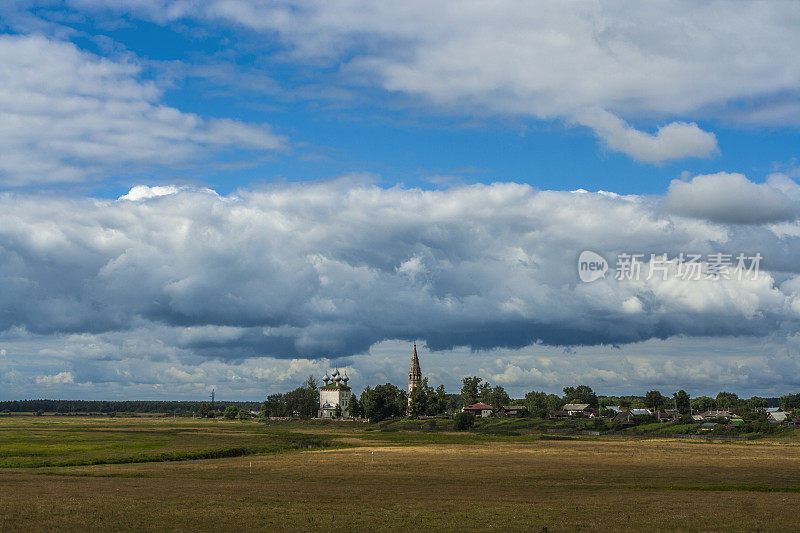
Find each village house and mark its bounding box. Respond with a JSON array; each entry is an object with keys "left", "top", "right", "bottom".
[
  {"left": 612, "top": 411, "right": 636, "bottom": 426},
  {"left": 768, "top": 410, "right": 789, "bottom": 423},
  {"left": 562, "top": 403, "right": 593, "bottom": 417},
  {"left": 656, "top": 409, "right": 681, "bottom": 422},
  {"left": 698, "top": 409, "right": 737, "bottom": 421},
  {"left": 495, "top": 405, "right": 528, "bottom": 417},
  {"left": 462, "top": 402, "right": 495, "bottom": 418}
]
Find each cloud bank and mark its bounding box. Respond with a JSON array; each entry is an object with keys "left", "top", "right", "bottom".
[
  {"left": 0, "top": 176, "right": 799, "bottom": 397},
  {"left": 2, "top": 179, "right": 800, "bottom": 360}
]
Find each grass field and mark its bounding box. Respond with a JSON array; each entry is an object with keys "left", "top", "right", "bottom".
[{"left": 1, "top": 417, "right": 800, "bottom": 531}]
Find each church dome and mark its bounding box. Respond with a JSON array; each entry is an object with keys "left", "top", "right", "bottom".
[
  {"left": 332, "top": 369, "right": 339, "bottom": 377},
  {"left": 334, "top": 374, "right": 342, "bottom": 382}
]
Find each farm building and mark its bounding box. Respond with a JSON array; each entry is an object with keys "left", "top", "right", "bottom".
[{"left": 562, "top": 404, "right": 593, "bottom": 416}]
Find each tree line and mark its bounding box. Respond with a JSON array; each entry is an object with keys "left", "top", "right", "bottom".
[
  {"left": 7, "top": 380, "right": 793, "bottom": 422},
  {"left": 522, "top": 386, "right": 787, "bottom": 417},
  {"left": 0, "top": 399, "right": 261, "bottom": 415}
]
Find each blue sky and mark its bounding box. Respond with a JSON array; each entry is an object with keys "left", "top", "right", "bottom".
[
  {"left": 4, "top": 2, "right": 800, "bottom": 197},
  {"left": 2, "top": 2, "right": 800, "bottom": 400}
]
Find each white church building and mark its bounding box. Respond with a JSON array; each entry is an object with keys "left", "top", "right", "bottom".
[{"left": 318, "top": 369, "right": 352, "bottom": 418}]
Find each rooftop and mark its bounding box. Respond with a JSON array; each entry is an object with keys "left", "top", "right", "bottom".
[
  {"left": 464, "top": 402, "right": 494, "bottom": 410},
  {"left": 320, "top": 383, "right": 351, "bottom": 391},
  {"left": 563, "top": 404, "right": 591, "bottom": 411}
]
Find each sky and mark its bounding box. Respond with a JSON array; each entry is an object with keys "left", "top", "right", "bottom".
[{"left": 2, "top": 1, "right": 800, "bottom": 401}]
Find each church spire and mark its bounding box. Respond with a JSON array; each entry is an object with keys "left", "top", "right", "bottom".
[{"left": 408, "top": 344, "right": 422, "bottom": 404}]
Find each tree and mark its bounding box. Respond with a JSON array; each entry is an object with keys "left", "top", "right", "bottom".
[
  {"left": 478, "top": 381, "right": 493, "bottom": 404},
  {"left": 715, "top": 391, "right": 739, "bottom": 409},
  {"left": 460, "top": 377, "right": 482, "bottom": 407},
  {"left": 523, "top": 390, "right": 563, "bottom": 418},
  {"left": 746, "top": 396, "right": 768, "bottom": 412},
  {"left": 224, "top": 405, "right": 238, "bottom": 419},
  {"left": 490, "top": 385, "right": 510, "bottom": 410},
  {"left": 408, "top": 378, "right": 434, "bottom": 418},
  {"left": 780, "top": 393, "right": 800, "bottom": 411},
  {"left": 334, "top": 404, "right": 343, "bottom": 419},
  {"left": 237, "top": 409, "right": 250, "bottom": 420},
  {"left": 431, "top": 385, "right": 450, "bottom": 415},
  {"left": 199, "top": 402, "right": 212, "bottom": 418},
  {"left": 261, "top": 393, "right": 287, "bottom": 418},
  {"left": 673, "top": 390, "right": 691, "bottom": 414},
  {"left": 349, "top": 395, "right": 362, "bottom": 419},
  {"left": 562, "top": 385, "right": 598, "bottom": 408},
  {"left": 690, "top": 396, "right": 715, "bottom": 412},
  {"left": 361, "top": 383, "right": 406, "bottom": 422},
  {"left": 284, "top": 380, "right": 319, "bottom": 418},
  {"left": 644, "top": 390, "right": 666, "bottom": 411}
]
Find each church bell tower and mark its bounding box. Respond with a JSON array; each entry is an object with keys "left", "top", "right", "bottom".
[{"left": 408, "top": 344, "right": 422, "bottom": 405}]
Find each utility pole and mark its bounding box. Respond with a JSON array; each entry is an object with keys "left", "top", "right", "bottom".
[{"left": 211, "top": 389, "right": 215, "bottom": 410}]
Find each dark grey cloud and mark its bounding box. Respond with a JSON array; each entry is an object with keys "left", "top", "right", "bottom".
[{"left": 666, "top": 172, "right": 800, "bottom": 224}]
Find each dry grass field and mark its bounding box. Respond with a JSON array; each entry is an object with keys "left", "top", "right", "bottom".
[{"left": 1, "top": 417, "right": 800, "bottom": 531}]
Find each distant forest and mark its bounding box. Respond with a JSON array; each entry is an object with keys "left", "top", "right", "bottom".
[{"left": 0, "top": 400, "right": 261, "bottom": 415}]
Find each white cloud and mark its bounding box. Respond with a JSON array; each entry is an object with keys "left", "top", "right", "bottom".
[
  {"left": 61, "top": 1, "right": 800, "bottom": 162},
  {"left": 574, "top": 108, "right": 718, "bottom": 163},
  {"left": 0, "top": 34, "right": 286, "bottom": 185},
  {"left": 621, "top": 297, "right": 643, "bottom": 314},
  {"left": 119, "top": 185, "right": 183, "bottom": 201},
  {"left": 666, "top": 172, "right": 799, "bottom": 224},
  {"left": 35, "top": 371, "right": 75, "bottom": 385}
]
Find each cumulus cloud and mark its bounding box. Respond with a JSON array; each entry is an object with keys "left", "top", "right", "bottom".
[
  {"left": 119, "top": 185, "right": 184, "bottom": 201},
  {"left": 575, "top": 109, "right": 718, "bottom": 163},
  {"left": 1, "top": 180, "right": 799, "bottom": 364},
  {"left": 666, "top": 172, "right": 800, "bottom": 224},
  {"left": 35, "top": 371, "right": 75, "bottom": 385},
  {"left": 56, "top": 1, "right": 800, "bottom": 162},
  {"left": 0, "top": 34, "right": 286, "bottom": 185}
]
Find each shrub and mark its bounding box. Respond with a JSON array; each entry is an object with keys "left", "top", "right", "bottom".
[{"left": 454, "top": 411, "right": 476, "bottom": 430}]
